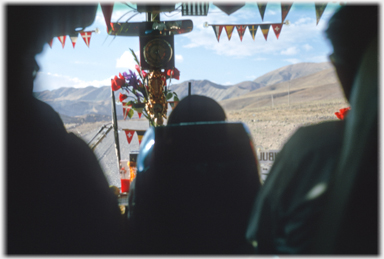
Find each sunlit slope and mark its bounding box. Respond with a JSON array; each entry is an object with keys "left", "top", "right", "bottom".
[{"left": 220, "top": 68, "right": 345, "bottom": 110}]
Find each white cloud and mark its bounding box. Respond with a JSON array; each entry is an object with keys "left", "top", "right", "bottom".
[
  {"left": 306, "top": 55, "right": 329, "bottom": 63},
  {"left": 302, "top": 44, "right": 313, "bottom": 51},
  {"left": 33, "top": 72, "right": 113, "bottom": 92},
  {"left": 176, "top": 54, "right": 183, "bottom": 62},
  {"left": 284, "top": 58, "right": 301, "bottom": 64},
  {"left": 281, "top": 47, "right": 299, "bottom": 55},
  {"left": 116, "top": 50, "right": 139, "bottom": 68}
]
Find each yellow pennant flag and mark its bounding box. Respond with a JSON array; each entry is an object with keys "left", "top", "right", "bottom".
[
  {"left": 260, "top": 25, "right": 270, "bottom": 41},
  {"left": 248, "top": 25, "right": 258, "bottom": 40},
  {"left": 225, "top": 26, "right": 235, "bottom": 40},
  {"left": 136, "top": 130, "right": 146, "bottom": 145}
]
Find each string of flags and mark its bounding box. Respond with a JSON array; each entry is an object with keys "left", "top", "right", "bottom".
[
  {"left": 123, "top": 129, "right": 146, "bottom": 145},
  {"left": 209, "top": 3, "right": 328, "bottom": 42},
  {"left": 121, "top": 101, "right": 179, "bottom": 120},
  {"left": 48, "top": 29, "right": 98, "bottom": 49},
  {"left": 211, "top": 23, "right": 285, "bottom": 42}
]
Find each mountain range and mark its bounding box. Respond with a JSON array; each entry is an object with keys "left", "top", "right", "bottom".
[{"left": 33, "top": 62, "right": 342, "bottom": 123}]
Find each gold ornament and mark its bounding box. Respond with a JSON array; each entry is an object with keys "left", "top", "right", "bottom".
[{"left": 145, "top": 69, "right": 167, "bottom": 126}]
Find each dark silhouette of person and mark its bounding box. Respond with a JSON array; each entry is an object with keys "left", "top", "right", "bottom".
[
  {"left": 167, "top": 95, "right": 226, "bottom": 124},
  {"left": 7, "top": 5, "right": 128, "bottom": 254},
  {"left": 245, "top": 5, "right": 378, "bottom": 255},
  {"left": 127, "top": 94, "right": 261, "bottom": 254},
  {"left": 311, "top": 6, "right": 378, "bottom": 254}
]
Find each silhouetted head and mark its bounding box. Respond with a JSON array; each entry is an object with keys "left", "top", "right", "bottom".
[
  {"left": 7, "top": 5, "right": 98, "bottom": 98},
  {"left": 168, "top": 95, "right": 226, "bottom": 124},
  {"left": 325, "top": 5, "right": 378, "bottom": 101}
]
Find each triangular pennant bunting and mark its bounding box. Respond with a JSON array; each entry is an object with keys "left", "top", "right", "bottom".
[
  {"left": 101, "top": 4, "right": 114, "bottom": 33},
  {"left": 133, "top": 103, "right": 145, "bottom": 119},
  {"left": 248, "top": 25, "right": 258, "bottom": 40},
  {"left": 81, "top": 32, "right": 92, "bottom": 47},
  {"left": 136, "top": 130, "right": 146, "bottom": 145},
  {"left": 214, "top": 3, "right": 245, "bottom": 15},
  {"left": 272, "top": 24, "right": 283, "bottom": 39},
  {"left": 212, "top": 25, "right": 224, "bottom": 42},
  {"left": 58, "top": 36, "right": 66, "bottom": 48},
  {"left": 48, "top": 39, "right": 53, "bottom": 48},
  {"left": 122, "top": 102, "right": 132, "bottom": 120},
  {"left": 257, "top": 3, "right": 267, "bottom": 21},
  {"left": 123, "top": 129, "right": 135, "bottom": 144},
  {"left": 225, "top": 26, "right": 235, "bottom": 40},
  {"left": 281, "top": 3, "right": 293, "bottom": 22},
  {"left": 315, "top": 3, "right": 328, "bottom": 25},
  {"left": 236, "top": 25, "right": 247, "bottom": 41},
  {"left": 136, "top": 108, "right": 144, "bottom": 118},
  {"left": 260, "top": 25, "right": 270, "bottom": 40},
  {"left": 70, "top": 35, "right": 78, "bottom": 48}
]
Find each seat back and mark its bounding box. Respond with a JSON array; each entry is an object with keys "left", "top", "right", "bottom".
[{"left": 128, "top": 122, "right": 261, "bottom": 254}]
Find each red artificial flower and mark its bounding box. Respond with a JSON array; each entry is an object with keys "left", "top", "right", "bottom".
[
  {"left": 166, "top": 68, "right": 180, "bottom": 80},
  {"left": 335, "top": 107, "right": 351, "bottom": 120},
  {"left": 119, "top": 72, "right": 125, "bottom": 80},
  {"left": 135, "top": 65, "right": 141, "bottom": 74},
  {"left": 111, "top": 75, "right": 125, "bottom": 91},
  {"left": 119, "top": 93, "right": 128, "bottom": 102},
  {"left": 135, "top": 64, "right": 148, "bottom": 79}
]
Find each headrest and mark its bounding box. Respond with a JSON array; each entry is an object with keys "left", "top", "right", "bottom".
[{"left": 137, "top": 122, "right": 259, "bottom": 176}]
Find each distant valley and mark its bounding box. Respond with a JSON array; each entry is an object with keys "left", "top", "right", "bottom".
[{"left": 33, "top": 62, "right": 344, "bottom": 124}]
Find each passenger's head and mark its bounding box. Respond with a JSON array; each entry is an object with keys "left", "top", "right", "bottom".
[
  {"left": 325, "top": 5, "right": 378, "bottom": 101},
  {"left": 167, "top": 95, "right": 226, "bottom": 124},
  {"left": 7, "top": 5, "right": 98, "bottom": 97}
]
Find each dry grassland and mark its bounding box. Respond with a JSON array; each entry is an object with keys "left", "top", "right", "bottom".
[{"left": 226, "top": 98, "right": 349, "bottom": 151}]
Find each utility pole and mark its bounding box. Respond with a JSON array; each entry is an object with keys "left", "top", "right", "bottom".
[{"left": 271, "top": 94, "right": 274, "bottom": 108}]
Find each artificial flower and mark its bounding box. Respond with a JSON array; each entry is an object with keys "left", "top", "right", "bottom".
[
  {"left": 111, "top": 75, "right": 124, "bottom": 91},
  {"left": 335, "top": 107, "right": 351, "bottom": 120},
  {"left": 124, "top": 70, "right": 140, "bottom": 89},
  {"left": 166, "top": 68, "right": 180, "bottom": 80}
]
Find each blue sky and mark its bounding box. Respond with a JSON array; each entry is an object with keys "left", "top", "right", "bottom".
[{"left": 33, "top": 2, "right": 342, "bottom": 92}]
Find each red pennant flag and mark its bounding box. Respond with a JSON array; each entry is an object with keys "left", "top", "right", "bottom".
[
  {"left": 225, "top": 26, "right": 234, "bottom": 40},
  {"left": 81, "top": 32, "right": 92, "bottom": 47},
  {"left": 122, "top": 102, "right": 132, "bottom": 120},
  {"left": 236, "top": 25, "right": 247, "bottom": 41},
  {"left": 257, "top": 3, "right": 267, "bottom": 21},
  {"left": 212, "top": 25, "right": 223, "bottom": 42},
  {"left": 136, "top": 130, "right": 146, "bottom": 145},
  {"left": 315, "top": 3, "right": 328, "bottom": 25},
  {"left": 48, "top": 39, "right": 53, "bottom": 48},
  {"left": 135, "top": 107, "right": 143, "bottom": 118},
  {"left": 260, "top": 25, "right": 270, "bottom": 41},
  {"left": 248, "top": 25, "right": 258, "bottom": 40},
  {"left": 58, "top": 36, "right": 66, "bottom": 48},
  {"left": 123, "top": 129, "right": 135, "bottom": 144},
  {"left": 70, "top": 35, "right": 78, "bottom": 48},
  {"left": 272, "top": 24, "right": 283, "bottom": 39},
  {"left": 281, "top": 3, "right": 293, "bottom": 22},
  {"left": 101, "top": 4, "right": 114, "bottom": 33}
]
